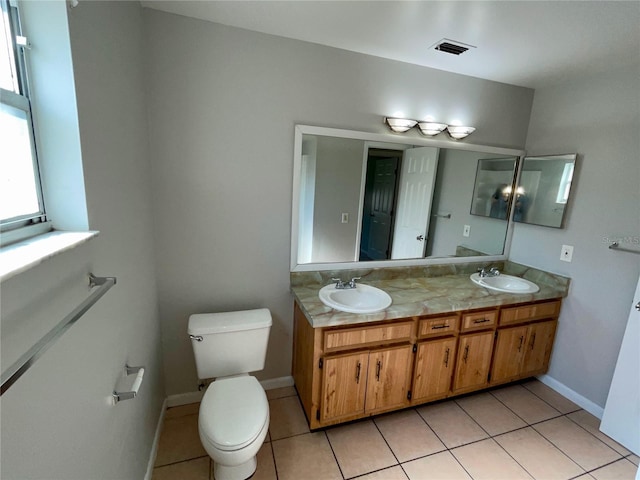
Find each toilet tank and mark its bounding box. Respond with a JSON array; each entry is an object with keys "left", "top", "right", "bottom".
[{"left": 188, "top": 308, "right": 272, "bottom": 380}]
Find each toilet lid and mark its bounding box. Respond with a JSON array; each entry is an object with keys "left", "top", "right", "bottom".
[{"left": 199, "top": 376, "right": 269, "bottom": 451}]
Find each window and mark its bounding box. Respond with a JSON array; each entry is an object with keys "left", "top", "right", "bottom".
[{"left": 0, "top": 0, "right": 47, "bottom": 240}]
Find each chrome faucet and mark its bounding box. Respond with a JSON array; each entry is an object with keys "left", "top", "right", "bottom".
[
  {"left": 331, "top": 277, "right": 361, "bottom": 289},
  {"left": 478, "top": 267, "right": 500, "bottom": 278}
]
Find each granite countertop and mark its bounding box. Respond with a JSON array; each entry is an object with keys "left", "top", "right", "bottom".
[{"left": 291, "top": 264, "right": 570, "bottom": 329}]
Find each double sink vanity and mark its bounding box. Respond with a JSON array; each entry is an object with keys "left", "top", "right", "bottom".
[{"left": 290, "top": 262, "right": 570, "bottom": 429}]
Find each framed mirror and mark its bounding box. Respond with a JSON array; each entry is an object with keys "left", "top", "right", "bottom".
[
  {"left": 514, "top": 154, "right": 577, "bottom": 228},
  {"left": 291, "top": 125, "right": 525, "bottom": 271},
  {"left": 470, "top": 158, "right": 519, "bottom": 220}
]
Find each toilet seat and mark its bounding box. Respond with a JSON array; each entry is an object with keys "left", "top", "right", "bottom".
[{"left": 199, "top": 376, "right": 269, "bottom": 452}]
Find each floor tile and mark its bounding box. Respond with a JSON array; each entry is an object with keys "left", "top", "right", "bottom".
[
  {"left": 451, "top": 438, "right": 534, "bottom": 480},
  {"left": 252, "top": 442, "right": 277, "bottom": 480},
  {"left": 417, "top": 401, "right": 488, "bottom": 448},
  {"left": 374, "top": 409, "right": 446, "bottom": 462},
  {"left": 268, "top": 395, "right": 309, "bottom": 440},
  {"left": 402, "top": 451, "right": 472, "bottom": 480},
  {"left": 495, "top": 426, "right": 584, "bottom": 480},
  {"left": 164, "top": 402, "right": 200, "bottom": 419},
  {"left": 491, "top": 384, "right": 562, "bottom": 424},
  {"left": 567, "top": 410, "right": 631, "bottom": 456},
  {"left": 265, "top": 385, "right": 297, "bottom": 400},
  {"left": 271, "top": 432, "right": 342, "bottom": 480},
  {"left": 533, "top": 416, "right": 621, "bottom": 471},
  {"left": 456, "top": 392, "right": 527, "bottom": 436},
  {"left": 357, "top": 465, "right": 409, "bottom": 480},
  {"left": 627, "top": 454, "right": 639, "bottom": 466},
  {"left": 590, "top": 458, "right": 638, "bottom": 480},
  {"left": 326, "top": 419, "right": 397, "bottom": 478},
  {"left": 522, "top": 380, "right": 581, "bottom": 414},
  {"left": 574, "top": 475, "right": 596, "bottom": 480},
  {"left": 151, "top": 456, "right": 209, "bottom": 480},
  {"left": 154, "top": 414, "right": 207, "bottom": 466}
]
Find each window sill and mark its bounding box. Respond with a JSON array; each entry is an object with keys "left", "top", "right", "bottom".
[{"left": 0, "top": 230, "right": 99, "bottom": 282}]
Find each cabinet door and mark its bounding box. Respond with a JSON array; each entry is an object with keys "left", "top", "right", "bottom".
[
  {"left": 412, "top": 338, "right": 457, "bottom": 403},
  {"left": 321, "top": 351, "right": 369, "bottom": 422},
  {"left": 522, "top": 320, "right": 557, "bottom": 376},
  {"left": 491, "top": 326, "right": 528, "bottom": 384},
  {"left": 453, "top": 332, "right": 494, "bottom": 393},
  {"left": 365, "top": 345, "right": 413, "bottom": 413}
]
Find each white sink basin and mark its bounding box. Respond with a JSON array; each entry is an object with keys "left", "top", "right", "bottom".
[
  {"left": 470, "top": 273, "right": 539, "bottom": 294},
  {"left": 319, "top": 283, "right": 392, "bottom": 314}
]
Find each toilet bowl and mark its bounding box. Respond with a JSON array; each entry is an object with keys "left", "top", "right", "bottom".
[
  {"left": 188, "top": 308, "right": 272, "bottom": 480},
  {"left": 198, "top": 376, "right": 269, "bottom": 480}
]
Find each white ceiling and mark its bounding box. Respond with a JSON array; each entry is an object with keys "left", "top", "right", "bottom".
[{"left": 141, "top": 1, "right": 640, "bottom": 89}]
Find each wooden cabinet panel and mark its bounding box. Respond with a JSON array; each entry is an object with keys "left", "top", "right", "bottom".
[
  {"left": 324, "top": 321, "right": 413, "bottom": 352},
  {"left": 461, "top": 310, "right": 497, "bottom": 332},
  {"left": 453, "top": 332, "right": 494, "bottom": 393},
  {"left": 522, "top": 320, "right": 557, "bottom": 376},
  {"left": 365, "top": 345, "right": 413, "bottom": 413},
  {"left": 412, "top": 337, "right": 457, "bottom": 402},
  {"left": 500, "top": 300, "right": 561, "bottom": 326},
  {"left": 418, "top": 315, "right": 459, "bottom": 338},
  {"left": 491, "top": 326, "right": 527, "bottom": 384},
  {"left": 321, "top": 351, "right": 369, "bottom": 422}
]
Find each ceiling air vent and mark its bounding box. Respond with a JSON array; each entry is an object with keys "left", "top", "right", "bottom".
[{"left": 432, "top": 39, "right": 476, "bottom": 56}]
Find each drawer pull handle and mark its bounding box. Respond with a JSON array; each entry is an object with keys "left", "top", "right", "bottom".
[
  {"left": 530, "top": 333, "right": 536, "bottom": 350},
  {"left": 356, "top": 362, "right": 361, "bottom": 384},
  {"left": 473, "top": 318, "right": 490, "bottom": 324},
  {"left": 376, "top": 360, "right": 382, "bottom": 381},
  {"left": 444, "top": 347, "right": 450, "bottom": 367},
  {"left": 463, "top": 345, "right": 470, "bottom": 362},
  {"left": 431, "top": 324, "right": 449, "bottom": 330},
  {"left": 518, "top": 335, "right": 524, "bottom": 352}
]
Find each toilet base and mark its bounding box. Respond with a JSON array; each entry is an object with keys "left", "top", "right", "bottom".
[{"left": 212, "top": 455, "right": 257, "bottom": 480}]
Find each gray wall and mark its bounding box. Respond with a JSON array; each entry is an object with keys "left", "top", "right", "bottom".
[
  {"left": 143, "top": 9, "right": 534, "bottom": 396},
  {"left": 0, "top": 2, "right": 164, "bottom": 479},
  {"left": 510, "top": 64, "right": 640, "bottom": 408}
]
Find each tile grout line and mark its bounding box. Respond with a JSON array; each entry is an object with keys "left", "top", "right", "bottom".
[
  {"left": 153, "top": 454, "right": 210, "bottom": 469},
  {"left": 563, "top": 411, "right": 628, "bottom": 457},
  {"left": 323, "top": 430, "right": 347, "bottom": 480}
]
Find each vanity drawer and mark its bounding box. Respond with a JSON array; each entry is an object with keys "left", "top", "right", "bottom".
[
  {"left": 418, "top": 315, "right": 459, "bottom": 338},
  {"left": 323, "top": 321, "right": 414, "bottom": 353},
  {"left": 500, "top": 300, "right": 561, "bottom": 326},
  {"left": 461, "top": 310, "right": 497, "bottom": 332}
]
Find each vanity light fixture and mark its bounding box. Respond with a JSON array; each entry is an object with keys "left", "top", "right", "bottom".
[
  {"left": 446, "top": 125, "right": 476, "bottom": 140},
  {"left": 384, "top": 117, "right": 417, "bottom": 133},
  {"left": 417, "top": 122, "right": 448, "bottom": 136}
]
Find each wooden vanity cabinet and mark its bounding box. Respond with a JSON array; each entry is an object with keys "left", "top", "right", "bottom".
[{"left": 293, "top": 298, "right": 561, "bottom": 429}]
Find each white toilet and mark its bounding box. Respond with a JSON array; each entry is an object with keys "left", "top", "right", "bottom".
[{"left": 188, "top": 308, "right": 272, "bottom": 480}]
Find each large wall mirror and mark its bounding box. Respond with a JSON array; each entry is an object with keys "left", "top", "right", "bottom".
[
  {"left": 514, "top": 154, "right": 577, "bottom": 228},
  {"left": 291, "top": 125, "right": 525, "bottom": 271}
]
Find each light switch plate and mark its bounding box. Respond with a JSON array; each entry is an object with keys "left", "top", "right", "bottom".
[
  {"left": 463, "top": 225, "right": 471, "bottom": 237},
  {"left": 341, "top": 213, "right": 349, "bottom": 223},
  {"left": 560, "top": 244, "right": 574, "bottom": 262}
]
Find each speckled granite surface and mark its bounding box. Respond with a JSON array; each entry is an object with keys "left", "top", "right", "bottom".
[{"left": 291, "top": 261, "right": 570, "bottom": 328}]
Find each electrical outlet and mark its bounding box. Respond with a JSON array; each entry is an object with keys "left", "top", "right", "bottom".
[
  {"left": 463, "top": 225, "right": 471, "bottom": 237},
  {"left": 341, "top": 213, "right": 349, "bottom": 224},
  {"left": 560, "top": 244, "right": 574, "bottom": 262}
]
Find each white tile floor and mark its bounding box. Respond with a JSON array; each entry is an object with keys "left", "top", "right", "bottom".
[{"left": 151, "top": 380, "right": 639, "bottom": 480}]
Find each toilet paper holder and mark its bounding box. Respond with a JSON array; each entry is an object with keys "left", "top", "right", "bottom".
[{"left": 113, "top": 365, "right": 145, "bottom": 404}]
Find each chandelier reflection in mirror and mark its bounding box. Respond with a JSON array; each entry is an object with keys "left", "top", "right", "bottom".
[{"left": 384, "top": 117, "right": 475, "bottom": 139}]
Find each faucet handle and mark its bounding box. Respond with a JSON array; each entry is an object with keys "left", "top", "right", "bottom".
[
  {"left": 348, "top": 277, "right": 361, "bottom": 288},
  {"left": 331, "top": 277, "right": 345, "bottom": 288},
  {"left": 489, "top": 267, "right": 500, "bottom": 276}
]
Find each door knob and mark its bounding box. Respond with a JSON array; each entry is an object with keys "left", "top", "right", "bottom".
[
  {"left": 416, "top": 235, "right": 424, "bottom": 241},
  {"left": 635, "top": 301, "right": 640, "bottom": 312}
]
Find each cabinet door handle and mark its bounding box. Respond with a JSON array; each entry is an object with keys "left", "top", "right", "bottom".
[
  {"left": 431, "top": 324, "right": 449, "bottom": 330},
  {"left": 356, "top": 362, "right": 361, "bottom": 384},
  {"left": 530, "top": 333, "right": 536, "bottom": 350},
  {"left": 463, "top": 345, "right": 469, "bottom": 362},
  {"left": 376, "top": 360, "right": 381, "bottom": 381},
  {"left": 518, "top": 335, "right": 524, "bottom": 352},
  {"left": 444, "top": 347, "right": 450, "bottom": 367},
  {"left": 473, "top": 318, "right": 490, "bottom": 324}
]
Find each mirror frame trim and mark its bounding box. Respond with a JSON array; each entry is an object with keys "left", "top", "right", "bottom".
[{"left": 291, "top": 125, "right": 525, "bottom": 272}]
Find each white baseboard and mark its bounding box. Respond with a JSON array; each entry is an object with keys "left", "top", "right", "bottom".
[
  {"left": 537, "top": 374, "right": 604, "bottom": 419},
  {"left": 166, "top": 375, "right": 295, "bottom": 408},
  {"left": 144, "top": 398, "right": 167, "bottom": 480}
]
